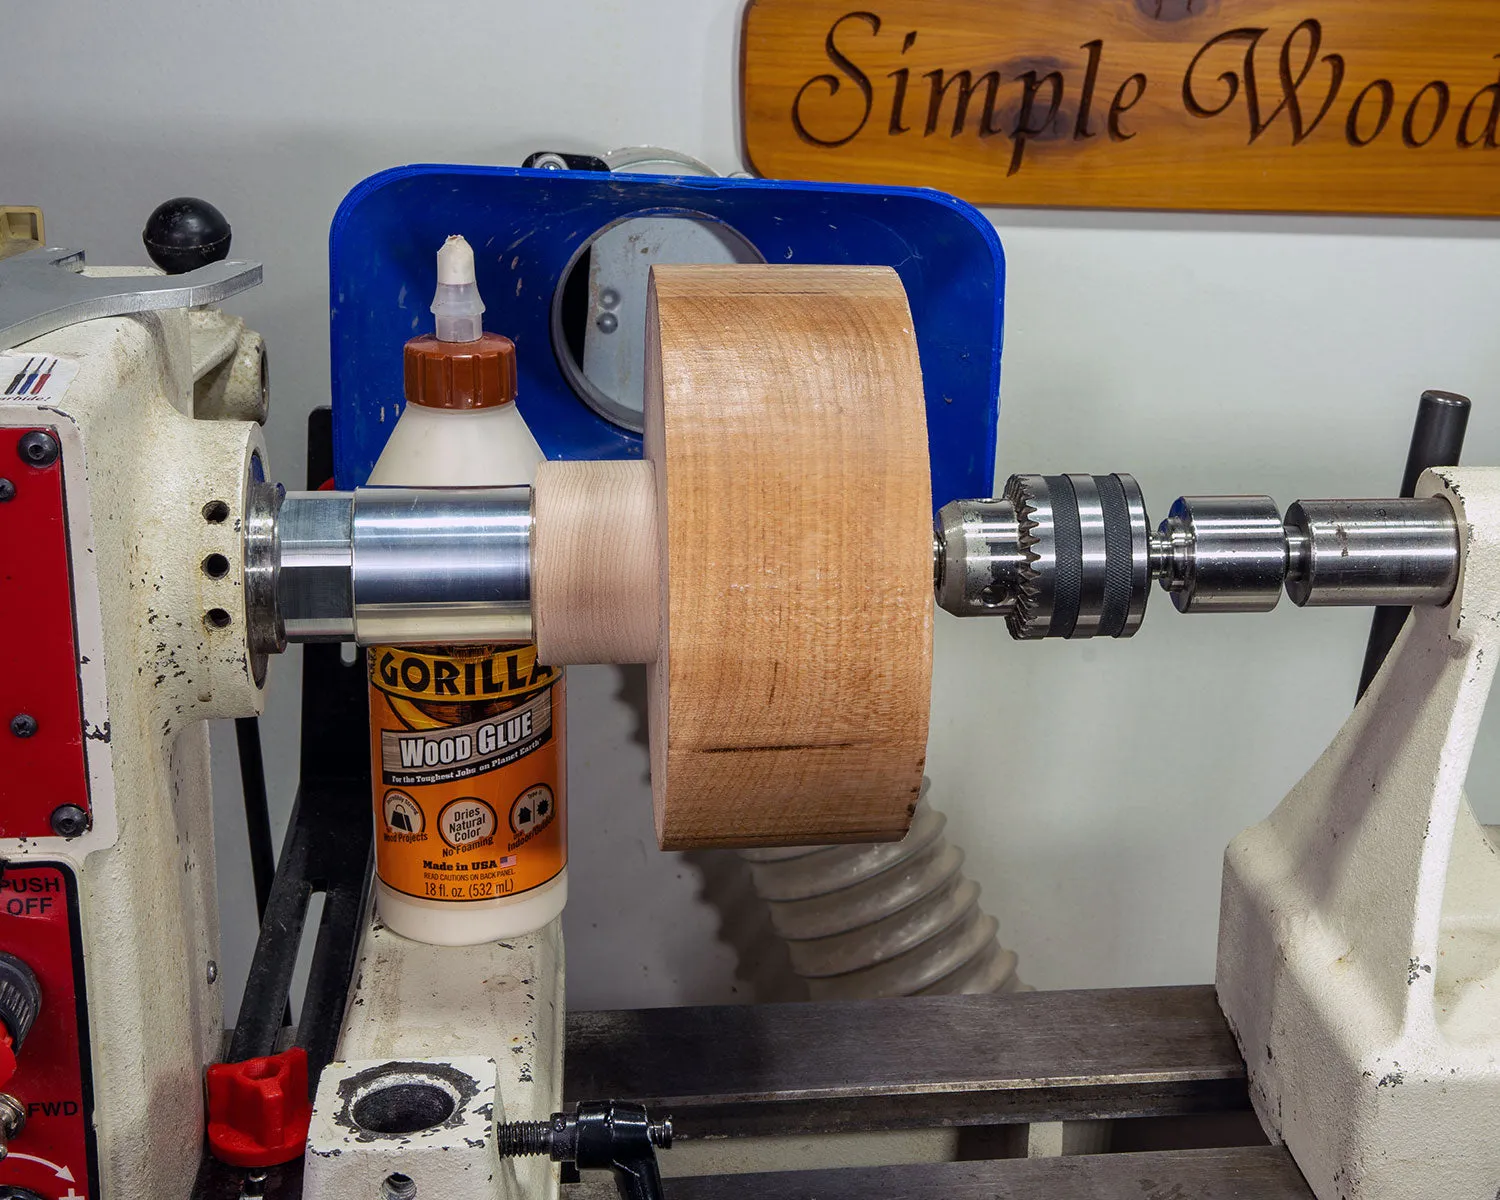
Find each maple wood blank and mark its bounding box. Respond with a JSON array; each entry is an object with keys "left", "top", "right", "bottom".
[
  {"left": 644, "top": 264, "right": 934, "bottom": 850},
  {"left": 533, "top": 459, "right": 659, "bottom": 665}
]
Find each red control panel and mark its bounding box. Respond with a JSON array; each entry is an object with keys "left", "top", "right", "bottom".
[
  {"left": 0, "top": 863, "right": 95, "bottom": 1200},
  {"left": 0, "top": 426, "right": 92, "bottom": 838}
]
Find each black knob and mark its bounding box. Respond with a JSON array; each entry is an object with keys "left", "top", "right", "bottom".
[
  {"left": 0, "top": 954, "right": 41, "bottom": 1052},
  {"left": 142, "top": 197, "right": 232, "bottom": 274},
  {"left": 0, "top": 1187, "right": 46, "bottom": 1200}
]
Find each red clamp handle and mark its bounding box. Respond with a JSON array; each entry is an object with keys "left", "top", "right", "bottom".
[
  {"left": 0, "top": 1032, "right": 15, "bottom": 1091},
  {"left": 206, "top": 1047, "right": 312, "bottom": 1168}
]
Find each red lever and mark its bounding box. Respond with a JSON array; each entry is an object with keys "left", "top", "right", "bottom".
[
  {"left": 0, "top": 1032, "right": 15, "bottom": 1091},
  {"left": 206, "top": 1047, "right": 312, "bottom": 1168}
]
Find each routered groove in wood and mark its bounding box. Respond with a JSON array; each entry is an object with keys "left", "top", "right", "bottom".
[
  {"left": 741, "top": 0, "right": 1500, "bottom": 216},
  {"left": 531, "top": 266, "right": 935, "bottom": 850}
]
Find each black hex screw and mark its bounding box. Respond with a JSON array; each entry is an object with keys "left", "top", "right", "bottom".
[
  {"left": 9, "top": 714, "right": 37, "bottom": 738},
  {"left": 15, "top": 432, "right": 58, "bottom": 468},
  {"left": 49, "top": 806, "right": 88, "bottom": 838},
  {"left": 0, "top": 479, "right": 14, "bottom": 501}
]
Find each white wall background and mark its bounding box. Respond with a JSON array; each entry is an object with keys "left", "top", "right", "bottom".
[{"left": 9, "top": 0, "right": 1500, "bottom": 1016}]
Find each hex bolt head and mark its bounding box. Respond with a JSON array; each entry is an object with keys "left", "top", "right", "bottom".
[
  {"left": 8, "top": 714, "right": 36, "bottom": 738},
  {"left": 15, "top": 432, "right": 59, "bottom": 468},
  {"left": 49, "top": 806, "right": 88, "bottom": 838},
  {"left": 0, "top": 479, "right": 14, "bottom": 502},
  {"left": 0, "top": 1091, "right": 26, "bottom": 1139}
]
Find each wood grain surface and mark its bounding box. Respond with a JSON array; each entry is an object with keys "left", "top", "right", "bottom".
[
  {"left": 644, "top": 265, "right": 933, "bottom": 850},
  {"left": 533, "top": 459, "right": 660, "bottom": 665},
  {"left": 742, "top": 0, "right": 1500, "bottom": 215}
]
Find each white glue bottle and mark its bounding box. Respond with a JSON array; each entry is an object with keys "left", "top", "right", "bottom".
[{"left": 366, "top": 235, "right": 567, "bottom": 944}]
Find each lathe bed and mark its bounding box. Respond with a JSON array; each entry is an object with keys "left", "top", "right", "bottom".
[{"left": 564, "top": 986, "right": 1312, "bottom": 1199}]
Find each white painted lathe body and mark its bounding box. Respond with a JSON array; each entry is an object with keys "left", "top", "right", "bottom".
[
  {"left": 1219, "top": 469, "right": 1500, "bottom": 1200},
  {"left": 2, "top": 295, "right": 268, "bottom": 1199},
  {"left": 1, "top": 294, "right": 564, "bottom": 1200}
]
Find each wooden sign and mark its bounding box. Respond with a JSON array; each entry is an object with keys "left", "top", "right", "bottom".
[{"left": 740, "top": 1, "right": 1500, "bottom": 216}]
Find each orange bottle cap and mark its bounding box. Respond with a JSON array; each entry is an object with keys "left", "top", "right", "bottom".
[{"left": 402, "top": 332, "right": 517, "bottom": 410}]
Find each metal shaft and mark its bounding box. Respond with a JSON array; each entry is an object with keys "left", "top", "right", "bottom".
[
  {"left": 936, "top": 476, "right": 1463, "bottom": 639},
  {"left": 1154, "top": 496, "right": 1286, "bottom": 614},
  {"left": 246, "top": 486, "right": 534, "bottom": 651},
  {"left": 243, "top": 472, "right": 1467, "bottom": 656},
  {"left": 1357, "top": 390, "right": 1472, "bottom": 698},
  {"left": 1284, "top": 499, "right": 1459, "bottom": 608}
]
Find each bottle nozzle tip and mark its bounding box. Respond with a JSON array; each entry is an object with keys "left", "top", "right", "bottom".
[{"left": 436, "top": 235, "right": 477, "bottom": 287}]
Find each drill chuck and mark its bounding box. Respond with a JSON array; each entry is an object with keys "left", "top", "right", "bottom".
[{"left": 936, "top": 476, "right": 1460, "bottom": 638}]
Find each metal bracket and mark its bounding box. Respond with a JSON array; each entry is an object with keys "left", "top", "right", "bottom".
[{"left": 0, "top": 246, "right": 262, "bottom": 352}]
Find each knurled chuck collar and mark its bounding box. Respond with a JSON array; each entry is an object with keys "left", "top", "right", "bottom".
[
  {"left": 1005, "top": 473, "right": 1151, "bottom": 640},
  {"left": 403, "top": 332, "right": 518, "bottom": 410},
  {"left": 935, "top": 475, "right": 1152, "bottom": 639},
  {"left": 0, "top": 953, "right": 41, "bottom": 1051}
]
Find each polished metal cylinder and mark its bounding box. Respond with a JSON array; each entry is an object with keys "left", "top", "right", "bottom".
[
  {"left": 278, "top": 492, "right": 354, "bottom": 641},
  {"left": 270, "top": 487, "right": 533, "bottom": 646},
  {"left": 934, "top": 498, "right": 1026, "bottom": 617},
  {"left": 1283, "top": 498, "right": 1459, "bottom": 608},
  {"left": 1359, "top": 391, "right": 1472, "bottom": 699},
  {"left": 349, "top": 487, "right": 532, "bottom": 644},
  {"left": 1156, "top": 496, "right": 1286, "bottom": 614}
]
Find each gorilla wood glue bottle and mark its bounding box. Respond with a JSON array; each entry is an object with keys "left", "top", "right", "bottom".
[{"left": 366, "top": 234, "right": 566, "bottom": 944}]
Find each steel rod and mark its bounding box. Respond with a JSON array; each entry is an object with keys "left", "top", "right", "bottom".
[{"left": 1358, "top": 391, "right": 1471, "bottom": 700}]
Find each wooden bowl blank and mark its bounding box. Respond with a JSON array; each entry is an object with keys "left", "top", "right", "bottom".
[{"left": 533, "top": 264, "right": 934, "bottom": 850}]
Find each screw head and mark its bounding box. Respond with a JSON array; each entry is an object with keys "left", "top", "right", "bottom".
[
  {"left": 0, "top": 479, "right": 13, "bottom": 502},
  {"left": 206, "top": 959, "right": 219, "bottom": 984},
  {"left": 49, "top": 805, "right": 88, "bottom": 838},
  {"left": 8, "top": 715, "right": 36, "bottom": 739},
  {"left": 15, "top": 432, "right": 59, "bottom": 468}
]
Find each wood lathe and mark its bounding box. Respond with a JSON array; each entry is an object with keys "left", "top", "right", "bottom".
[{"left": 1, "top": 181, "right": 1497, "bottom": 1200}]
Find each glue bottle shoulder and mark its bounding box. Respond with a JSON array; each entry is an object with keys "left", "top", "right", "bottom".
[{"left": 368, "top": 399, "right": 543, "bottom": 487}]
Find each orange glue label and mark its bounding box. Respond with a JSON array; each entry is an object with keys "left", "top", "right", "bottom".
[{"left": 368, "top": 643, "right": 566, "bottom": 902}]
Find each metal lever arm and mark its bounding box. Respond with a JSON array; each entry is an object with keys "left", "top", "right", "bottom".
[{"left": 0, "top": 246, "right": 262, "bottom": 351}]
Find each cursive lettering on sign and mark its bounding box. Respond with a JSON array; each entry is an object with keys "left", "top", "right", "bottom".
[{"left": 787, "top": 12, "right": 1500, "bottom": 174}]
